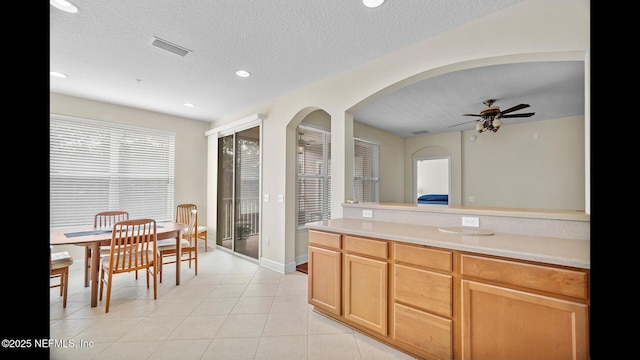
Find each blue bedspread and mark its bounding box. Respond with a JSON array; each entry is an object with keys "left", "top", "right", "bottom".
[{"left": 417, "top": 194, "right": 448, "bottom": 205}]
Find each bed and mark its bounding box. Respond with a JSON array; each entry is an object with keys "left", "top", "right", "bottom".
[{"left": 417, "top": 194, "right": 448, "bottom": 205}]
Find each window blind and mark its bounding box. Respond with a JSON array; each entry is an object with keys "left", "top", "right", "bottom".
[
  {"left": 50, "top": 114, "right": 176, "bottom": 229},
  {"left": 297, "top": 125, "right": 331, "bottom": 228},
  {"left": 353, "top": 138, "right": 379, "bottom": 203},
  {"left": 236, "top": 134, "right": 260, "bottom": 218}
]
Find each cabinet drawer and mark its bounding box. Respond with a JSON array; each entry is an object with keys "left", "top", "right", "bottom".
[
  {"left": 394, "top": 243, "right": 452, "bottom": 272},
  {"left": 394, "top": 264, "right": 452, "bottom": 317},
  {"left": 309, "top": 230, "right": 341, "bottom": 250},
  {"left": 461, "top": 254, "right": 588, "bottom": 299},
  {"left": 344, "top": 235, "right": 388, "bottom": 259},
  {"left": 393, "top": 303, "right": 452, "bottom": 360}
]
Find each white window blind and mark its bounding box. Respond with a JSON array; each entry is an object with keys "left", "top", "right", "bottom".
[
  {"left": 50, "top": 114, "right": 176, "bottom": 229},
  {"left": 236, "top": 134, "right": 260, "bottom": 225},
  {"left": 297, "top": 125, "right": 331, "bottom": 228},
  {"left": 353, "top": 138, "right": 379, "bottom": 203}
]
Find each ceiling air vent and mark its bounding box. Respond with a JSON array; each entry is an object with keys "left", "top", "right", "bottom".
[
  {"left": 411, "top": 130, "right": 430, "bottom": 135},
  {"left": 150, "top": 37, "right": 191, "bottom": 57}
]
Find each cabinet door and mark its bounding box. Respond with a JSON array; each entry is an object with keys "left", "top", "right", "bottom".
[
  {"left": 308, "top": 246, "right": 341, "bottom": 316},
  {"left": 344, "top": 253, "right": 388, "bottom": 335},
  {"left": 461, "top": 280, "right": 589, "bottom": 360}
]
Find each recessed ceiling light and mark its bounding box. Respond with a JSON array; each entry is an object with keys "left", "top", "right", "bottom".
[
  {"left": 50, "top": 71, "right": 68, "bottom": 78},
  {"left": 50, "top": 0, "right": 79, "bottom": 13},
  {"left": 183, "top": 103, "right": 195, "bottom": 107},
  {"left": 236, "top": 70, "right": 251, "bottom": 78},
  {"left": 362, "top": 0, "right": 385, "bottom": 8}
]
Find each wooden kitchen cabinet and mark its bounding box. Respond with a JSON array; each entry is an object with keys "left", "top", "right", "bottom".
[
  {"left": 460, "top": 254, "right": 589, "bottom": 360},
  {"left": 343, "top": 235, "right": 389, "bottom": 336},
  {"left": 308, "top": 230, "right": 341, "bottom": 316},
  {"left": 308, "top": 230, "right": 590, "bottom": 360},
  {"left": 393, "top": 242, "right": 454, "bottom": 360}
]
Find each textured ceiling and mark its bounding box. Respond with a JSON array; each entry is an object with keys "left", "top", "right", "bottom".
[
  {"left": 354, "top": 61, "right": 585, "bottom": 137},
  {"left": 50, "top": 0, "right": 584, "bottom": 137}
]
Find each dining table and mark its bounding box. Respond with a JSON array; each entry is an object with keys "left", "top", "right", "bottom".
[{"left": 50, "top": 221, "right": 186, "bottom": 307}]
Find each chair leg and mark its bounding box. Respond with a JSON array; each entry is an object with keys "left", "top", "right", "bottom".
[
  {"left": 201, "top": 231, "right": 207, "bottom": 252},
  {"left": 84, "top": 247, "right": 91, "bottom": 287},
  {"left": 61, "top": 268, "right": 69, "bottom": 308},
  {"left": 99, "top": 267, "right": 105, "bottom": 301},
  {"left": 104, "top": 270, "right": 113, "bottom": 313},
  {"left": 146, "top": 266, "right": 150, "bottom": 289},
  {"left": 194, "top": 250, "right": 198, "bottom": 276},
  {"left": 151, "top": 265, "right": 157, "bottom": 300}
]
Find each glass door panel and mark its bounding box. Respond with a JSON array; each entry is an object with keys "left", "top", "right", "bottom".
[
  {"left": 234, "top": 127, "right": 259, "bottom": 259},
  {"left": 216, "top": 134, "right": 234, "bottom": 251},
  {"left": 216, "top": 126, "right": 260, "bottom": 260}
]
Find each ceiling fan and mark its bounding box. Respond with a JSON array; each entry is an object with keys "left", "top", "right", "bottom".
[{"left": 449, "top": 99, "right": 535, "bottom": 133}]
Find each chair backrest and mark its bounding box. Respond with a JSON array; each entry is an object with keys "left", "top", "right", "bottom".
[
  {"left": 107, "top": 219, "right": 157, "bottom": 273},
  {"left": 176, "top": 204, "right": 198, "bottom": 239},
  {"left": 95, "top": 211, "right": 129, "bottom": 228},
  {"left": 184, "top": 209, "right": 197, "bottom": 245},
  {"left": 176, "top": 204, "right": 197, "bottom": 224}
]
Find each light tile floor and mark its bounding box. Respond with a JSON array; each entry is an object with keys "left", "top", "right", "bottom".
[{"left": 50, "top": 248, "right": 416, "bottom": 359}]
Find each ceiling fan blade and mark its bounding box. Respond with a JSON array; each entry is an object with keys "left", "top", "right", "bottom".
[
  {"left": 500, "top": 104, "right": 529, "bottom": 115},
  {"left": 449, "top": 119, "right": 478, "bottom": 128},
  {"left": 502, "top": 112, "right": 535, "bottom": 118},
  {"left": 462, "top": 114, "right": 482, "bottom": 117}
]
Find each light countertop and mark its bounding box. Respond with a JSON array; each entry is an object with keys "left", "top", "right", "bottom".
[
  {"left": 342, "top": 202, "right": 590, "bottom": 222},
  {"left": 306, "top": 218, "right": 590, "bottom": 269}
]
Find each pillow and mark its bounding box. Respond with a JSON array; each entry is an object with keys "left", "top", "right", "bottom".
[{"left": 418, "top": 194, "right": 448, "bottom": 202}]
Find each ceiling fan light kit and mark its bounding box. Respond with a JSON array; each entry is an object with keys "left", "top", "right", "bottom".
[
  {"left": 476, "top": 115, "right": 502, "bottom": 133},
  {"left": 450, "top": 99, "right": 535, "bottom": 134}
]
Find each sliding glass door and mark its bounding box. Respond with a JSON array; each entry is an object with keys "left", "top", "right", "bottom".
[{"left": 216, "top": 126, "right": 260, "bottom": 260}]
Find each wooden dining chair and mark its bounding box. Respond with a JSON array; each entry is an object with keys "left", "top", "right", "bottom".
[
  {"left": 50, "top": 248, "right": 74, "bottom": 308},
  {"left": 84, "top": 211, "right": 130, "bottom": 287},
  {"left": 176, "top": 204, "right": 208, "bottom": 251},
  {"left": 99, "top": 218, "right": 158, "bottom": 313},
  {"left": 157, "top": 209, "right": 198, "bottom": 283}
]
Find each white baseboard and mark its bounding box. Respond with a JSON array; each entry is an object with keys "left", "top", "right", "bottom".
[
  {"left": 295, "top": 254, "right": 308, "bottom": 266},
  {"left": 259, "top": 257, "right": 297, "bottom": 274}
]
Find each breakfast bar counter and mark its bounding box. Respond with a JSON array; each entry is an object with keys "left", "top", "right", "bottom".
[{"left": 306, "top": 217, "right": 589, "bottom": 269}]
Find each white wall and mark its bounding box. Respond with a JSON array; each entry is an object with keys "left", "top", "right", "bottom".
[
  {"left": 406, "top": 116, "right": 585, "bottom": 210},
  {"left": 207, "top": 0, "right": 590, "bottom": 273},
  {"left": 461, "top": 116, "right": 584, "bottom": 209}
]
